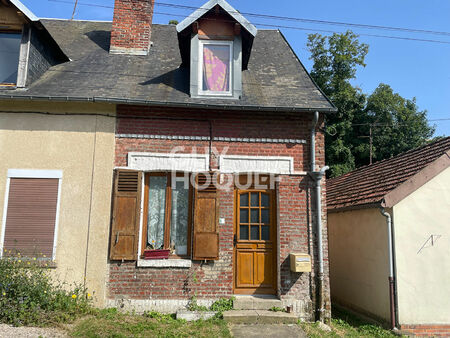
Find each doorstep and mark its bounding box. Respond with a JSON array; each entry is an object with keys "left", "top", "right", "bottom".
[
  {"left": 223, "top": 310, "right": 299, "bottom": 324},
  {"left": 233, "top": 295, "right": 283, "bottom": 310}
]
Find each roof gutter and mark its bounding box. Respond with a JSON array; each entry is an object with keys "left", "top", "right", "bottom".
[{"left": 0, "top": 95, "right": 337, "bottom": 113}]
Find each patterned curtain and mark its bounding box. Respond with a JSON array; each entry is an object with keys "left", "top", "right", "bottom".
[
  {"left": 202, "top": 44, "right": 230, "bottom": 92},
  {"left": 147, "top": 176, "right": 167, "bottom": 249},
  {"left": 170, "top": 181, "right": 189, "bottom": 255}
]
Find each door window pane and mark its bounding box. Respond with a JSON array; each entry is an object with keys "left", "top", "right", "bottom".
[
  {"left": 240, "top": 193, "right": 249, "bottom": 207},
  {"left": 170, "top": 180, "right": 189, "bottom": 255},
  {"left": 261, "top": 209, "right": 270, "bottom": 224},
  {"left": 202, "top": 44, "right": 230, "bottom": 92},
  {"left": 261, "top": 193, "right": 270, "bottom": 207},
  {"left": 240, "top": 225, "right": 249, "bottom": 240},
  {"left": 250, "top": 192, "right": 259, "bottom": 206},
  {"left": 251, "top": 225, "right": 259, "bottom": 240},
  {"left": 261, "top": 226, "right": 270, "bottom": 240},
  {"left": 240, "top": 208, "right": 249, "bottom": 223},
  {"left": 250, "top": 209, "right": 259, "bottom": 223},
  {"left": 147, "top": 176, "right": 167, "bottom": 250},
  {"left": 0, "top": 33, "right": 21, "bottom": 84}
]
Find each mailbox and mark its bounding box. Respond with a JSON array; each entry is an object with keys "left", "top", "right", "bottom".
[{"left": 290, "top": 253, "right": 311, "bottom": 272}]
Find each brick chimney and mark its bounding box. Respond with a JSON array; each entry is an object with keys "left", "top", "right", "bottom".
[{"left": 110, "top": 0, "right": 155, "bottom": 55}]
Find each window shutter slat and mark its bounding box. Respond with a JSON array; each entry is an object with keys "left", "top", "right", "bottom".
[
  {"left": 109, "top": 170, "right": 142, "bottom": 261},
  {"left": 193, "top": 173, "right": 219, "bottom": 260},
  {"left": 3, "top": 178, "right": 59, "bottom": 257}
]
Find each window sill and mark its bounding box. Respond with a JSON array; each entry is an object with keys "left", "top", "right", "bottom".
[{"left": 137, "top": 258, "right": 192, "bottom": 268}]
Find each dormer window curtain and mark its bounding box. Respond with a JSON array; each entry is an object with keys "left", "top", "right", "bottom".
[{"left": 199, "top": 40, "right": 233, "bottom": 96}]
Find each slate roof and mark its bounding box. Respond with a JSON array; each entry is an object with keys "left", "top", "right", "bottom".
[
  {"left": 0, "top": 19, "right": 335, "bottom": 112},
  {"left": 327, "top": 137, "right": 450, "bottom": 211}
]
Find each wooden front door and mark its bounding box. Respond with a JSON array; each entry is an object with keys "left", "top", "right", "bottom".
[{"left": 234, "top": 189, "right": 276, "bottom": 294}]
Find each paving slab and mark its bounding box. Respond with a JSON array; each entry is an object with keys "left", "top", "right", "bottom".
[
  {"left": 223, "top": 310, "right": 298, "bottom": 324},
  {"left": 230, "top": 324, "right": 307, "bottom": 338}
]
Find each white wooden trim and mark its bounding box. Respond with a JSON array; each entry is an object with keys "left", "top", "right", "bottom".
[
  {"left": 198, "top": 40, "right": 233, "bottom": 97},
  {"left": 1, "top": 169, "right": 63, "bottom": 260},
  {"left": 0, "top": 178, "right": 11, "bottom": 259},
  {"left": 219, "top": 155, "right": 295, "bottom": 174},
  {"left": 137, "top": 172, "right": 146, "bottom": 260},
  {"left": 8, "top": 169, "right": 63, "bottom": 179},
  {"left": 128, "top": 152, "right": 209, "bottom": 172}
]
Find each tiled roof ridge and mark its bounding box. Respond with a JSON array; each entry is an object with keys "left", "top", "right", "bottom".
[{"left": 328, "top": 137, "right": 450, "bottom": 184}]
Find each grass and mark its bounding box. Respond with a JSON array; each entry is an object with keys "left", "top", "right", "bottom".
[
  {"left": 69, "top": 308, "right": 231, "bottom": 338},
  {"left": 300, "top": 307, "right": 400, "bottom": 338}
]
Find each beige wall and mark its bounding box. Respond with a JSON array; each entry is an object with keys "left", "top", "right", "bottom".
[
  {"left": 0, "top": 100, "right": 116, "bottom": 306},
  {"left": 393, "top": 167, "right": 450, "bottom": 325},
  {"left": 328, "top": 208, "right": 391, "bottom": 322}
]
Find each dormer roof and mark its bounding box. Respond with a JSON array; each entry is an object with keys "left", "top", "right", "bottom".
[{"left": 176, "top": 0, "right": 257, "bottom": 37}]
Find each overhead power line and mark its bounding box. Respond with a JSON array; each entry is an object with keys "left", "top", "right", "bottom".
[{"left": 46, "top": 0, "right": 450, "bottom": 45}]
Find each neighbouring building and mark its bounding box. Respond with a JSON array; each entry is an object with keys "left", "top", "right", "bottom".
[
  {"left": 0, "top": 0, "right": 337, "bottom": 320},
  {"left": 327, "top": 137, "right": 450, "bottom": 336}
]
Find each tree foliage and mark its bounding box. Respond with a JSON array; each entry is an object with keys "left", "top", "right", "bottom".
[{"left": 307, "top": 31, "right": 434, "bottom": 177}]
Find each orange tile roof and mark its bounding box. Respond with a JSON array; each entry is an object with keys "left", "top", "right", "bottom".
[{"left": 327, "top": 137, "right": 450, "bottom": 211}]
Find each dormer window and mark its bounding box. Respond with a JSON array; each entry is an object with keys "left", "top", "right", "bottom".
[
  {"left": 0, "top": 32, "right": 22, "bottom": 86},
  {"left": 199, "top": 40, "right": 233, "bottom": 96}
]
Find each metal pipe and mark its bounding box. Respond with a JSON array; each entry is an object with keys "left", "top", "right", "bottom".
[
  {"left": 380, "top": 207, "right": 397, "bottom": 329},
  {"left": 310, "top": 111, "right": 319, "bottom": 172}
]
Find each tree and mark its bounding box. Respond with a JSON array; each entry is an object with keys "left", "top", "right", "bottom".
[
  {"left": 307, "top": 31, "right": 368, "bottom": 177},
  {"left": 355, "top": 84, "right": 435, "bottom": 163},
  {"left": 169, "top": 20, "right": 179, "bottom": 25},
  {"left": 307, "top": 31, "right": 435, "bottom": 177}
]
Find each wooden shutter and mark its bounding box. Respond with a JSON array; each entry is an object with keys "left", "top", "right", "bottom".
[
  {"left": 109, "top": 170, "right": 142, "bottom": 261},
  {"left": 193, "top": 173, "right": 219, "bottom": 260},
  {"left": 3, "top": 178, "right": 59, "bottom": 257}
]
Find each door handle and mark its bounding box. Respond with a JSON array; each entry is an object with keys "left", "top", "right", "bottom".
[{"left": 115, "top": 231, "right": 120, "bottom": 245}]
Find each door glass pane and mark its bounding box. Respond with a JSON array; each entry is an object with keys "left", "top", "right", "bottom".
[
  {"left": 147, "top": 176, "right": 167, "bottom": 250},
  {"left": 240, "top": 208, "right": 249, "bottom": 223},
  {"left": 261, "top": 209, "right": 270, "bottom": 224},
  {"left": 261, "top": 226, "right": 270, "bottom": 240},
  {"left": 251, "top": 225, "right": 260, "bottom": 240},
  {"left": 170, "top": 180, "right": 189, "bottom": 255},
  {"left": 202, "top": 44, "right": 230, "bottom": 92},
  {"left": 250, "top": 192, "right": 259, "bottom": 206},
  {"left": 240, "top": 225, "right": 249, "bottom": 240},
  {"left": 240, "top": 193, "right": 249, "bottom": 207},
  {"left": 0, "top": 33, "right": 21, "bottom": 84},
  {"left": 250, "top": 209, "right": 259, "bottom": 223},
  {"left": 261, "top": 193, "right": 270, "bottom": 207}
]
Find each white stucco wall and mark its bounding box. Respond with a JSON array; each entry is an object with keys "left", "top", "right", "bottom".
[
  {"left": 393, "top": 166, "right": 450, "bottom": 325},
  {"left": 328, "top": 208, "right": 391, "bottom": 322}
]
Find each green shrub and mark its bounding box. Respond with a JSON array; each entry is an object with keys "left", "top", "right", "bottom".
[{"left": 0, "top": 254, "right": 92, "bottom": 326}]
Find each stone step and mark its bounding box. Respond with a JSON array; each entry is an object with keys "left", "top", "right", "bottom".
[
  {"left": 223, "top": 310, "right": 299, "bottom": 324},
  {"left": 233, "top": 295, "right": 283, "bottom": 310}
]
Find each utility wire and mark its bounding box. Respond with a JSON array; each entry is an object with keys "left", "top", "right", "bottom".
[{"left": 46, "top": 0, "right": 450, "bottom": 45}]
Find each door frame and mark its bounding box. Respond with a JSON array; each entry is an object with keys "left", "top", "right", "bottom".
[{"left": 232, "top": 187, "right": 277, "bottom": 295}]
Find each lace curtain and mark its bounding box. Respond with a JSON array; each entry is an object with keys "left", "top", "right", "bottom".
[
  {"left": 170, "top": 181, "right": 189, "bottom": 255},
  {"left": 147, "top": 176, "right": 167, "bottom": 249},
  {"left": 202, "top": 44, "right": 230, "bottom": 92}
]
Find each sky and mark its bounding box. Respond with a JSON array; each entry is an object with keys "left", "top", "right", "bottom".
[{"left": 21, "top": 0, "right": 450, "bottom": 136}]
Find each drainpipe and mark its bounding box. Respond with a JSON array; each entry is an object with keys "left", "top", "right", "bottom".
[
  {"left": 310, "top": 111, "right": 328, "bottom": 322},
  {"left": 380, "top": 208, "right": 397, "bottom": 330}
]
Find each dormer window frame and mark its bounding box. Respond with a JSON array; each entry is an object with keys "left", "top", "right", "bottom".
[{"left": 197, "top": 39, "right": 234, "bottom": 97}]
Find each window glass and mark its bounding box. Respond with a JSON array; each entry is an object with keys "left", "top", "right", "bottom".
[
  {"left": 0, "top": 33, "right": 21, "bottom": 84},
  {"left": 170, "top": 180, "right": 189, "bottom": 256},
  {"left": 147, "top": 176, "right": 167, "bottom": 250},
  {"left": 202, "top": 44, "right": 230, "bottom": 92}
]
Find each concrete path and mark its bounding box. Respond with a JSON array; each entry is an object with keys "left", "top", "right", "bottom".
[{"left": 230, "top": 324, "right": 307, "bottom": 338}]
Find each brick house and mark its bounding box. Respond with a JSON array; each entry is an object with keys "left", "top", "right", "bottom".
[{"left": 0, "top": 0, "right": 336, "bottom": 320}]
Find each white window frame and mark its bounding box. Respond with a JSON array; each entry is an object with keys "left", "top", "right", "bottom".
[
  {"left": 198, "top": 40, "right": 233, "bottom": 97},
  {"left": 0, "top": 169, "right": 63, "bottom": 260}
]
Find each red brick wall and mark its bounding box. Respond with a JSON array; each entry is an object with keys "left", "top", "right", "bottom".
[
  {"left": 110, "top": 0, "right": 154, "bottom": 54},
  {"left": 399, "top": 325, "right": 450, "bottom": 336},
  {"left": 109, "top": 105, "right": 329, "bottom": 318}
]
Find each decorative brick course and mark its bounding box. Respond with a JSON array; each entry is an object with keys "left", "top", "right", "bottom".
[
  {"left": 108, "top": 105, "right": 329, "bottom": 318},
  {"left": 399, "top": 324, "right": 450, "bottom": 336}
]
